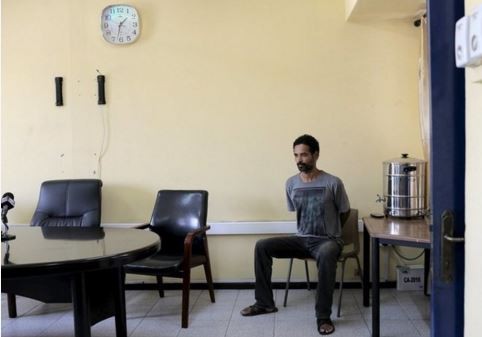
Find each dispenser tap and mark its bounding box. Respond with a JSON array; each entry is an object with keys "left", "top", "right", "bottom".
[{"left": 376, "top": 194, "right": 386, "bottom": 203}]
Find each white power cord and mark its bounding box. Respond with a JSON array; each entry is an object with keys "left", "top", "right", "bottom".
[{"left": 96, "top": 104, "right": 110, "bottom": 179}]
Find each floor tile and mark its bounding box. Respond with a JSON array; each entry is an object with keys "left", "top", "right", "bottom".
[
  {"left": 1, "top": 288, "right": 430, "bottom": 337},
  {"left": 226, "top": 319, "right": 275, "bottom": 337},
  {"left": 412, "top": 319, "right": 430, "bottom": 337},
  {"left": 177, "top": 319, "right": 229, "bottom": 337},
  {"left": 334, "top": 320, "right": 371, "bottom": 337},
  {"left": 130, "top": 316, "right": 180, "bottom": 337},
  {"left": 370, "top": 319, "right": 421, "bottom": 337},
  {"left": 190, "top": 303, "right": 234, "bottom": 322}
]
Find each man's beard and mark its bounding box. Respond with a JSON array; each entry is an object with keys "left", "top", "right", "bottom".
[{"left": 297, "top": 163, "right": 314, "bottom": 172}]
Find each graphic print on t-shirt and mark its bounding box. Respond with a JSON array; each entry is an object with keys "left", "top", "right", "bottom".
[{"left": 292, "top": 186, "right": 327, "bottom": 236}]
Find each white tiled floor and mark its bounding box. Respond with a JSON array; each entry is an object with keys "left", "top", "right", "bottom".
[{"left": 1, "top": 288, "right": 430, "bottom": 337}]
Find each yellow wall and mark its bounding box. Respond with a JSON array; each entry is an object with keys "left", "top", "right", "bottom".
[
  {"left": 346, "top": 0, "right": 426, "bottom": 21},
  {"left": 465, "top": 0, "right": 482, "bottom": 334},
  {"left": 345, "top": 0, "right": 358, "bottom": 19},
  {"left": 1, "top": 0, "right": 422, "bottom": 281}
]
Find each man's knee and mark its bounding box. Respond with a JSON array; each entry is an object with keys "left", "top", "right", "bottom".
[
  {"left": 255, "top": 237, "right": 286, "bottom": 257},
  {"left": 255, "top": 238, "right": 274, "bottom": 253},
  {"left": 315, "top": 241, "right": 341, "bottom": 263}
]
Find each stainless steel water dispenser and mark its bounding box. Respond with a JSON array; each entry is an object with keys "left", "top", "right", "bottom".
[{"left": 382, "top": 154, "right": 427, "bottom": 218}]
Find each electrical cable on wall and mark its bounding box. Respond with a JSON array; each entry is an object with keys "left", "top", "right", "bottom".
[
  {"left": 96, "top": 103, "right": 110, "bottom": 179},
  {"left": 95, "top": 70, "right": 110, "bottom": 179}
]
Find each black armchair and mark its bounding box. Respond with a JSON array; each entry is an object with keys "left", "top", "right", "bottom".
[
  {"left": 31, "top": 179, "right": 102, "bottom": 227},
  {"left": 7, "top": 179, "right": 103, "bottom": 318},
  {"left": 124, "top": 190, "right": 215, "bottom": 328}
]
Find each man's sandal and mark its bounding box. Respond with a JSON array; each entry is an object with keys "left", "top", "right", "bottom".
[
  {"left": 240, "top": 305, "right": 278, "bottom": 316},
  {"left": 317, "top": 319, "right": 335, "bottom": 335}
]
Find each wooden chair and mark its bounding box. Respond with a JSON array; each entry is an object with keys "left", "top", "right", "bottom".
[{"left": 124, "top": 190, "right": 215, "bottom": 328}]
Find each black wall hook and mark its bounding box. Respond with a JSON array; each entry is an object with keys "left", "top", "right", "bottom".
[
  {"left": 97, "top": 75, "right": 106, "bottom": 105},
  {"left": 55, "top": 77, "right": 63, "bottom": 106}
]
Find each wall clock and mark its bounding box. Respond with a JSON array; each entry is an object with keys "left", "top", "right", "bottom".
[{"left": 101, "top": 4, "right": 140, "bottom": 45}]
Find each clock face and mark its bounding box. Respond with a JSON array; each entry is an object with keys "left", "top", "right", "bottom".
[{"left": 101, "top": 5, "right": 140, "bottom": 44}]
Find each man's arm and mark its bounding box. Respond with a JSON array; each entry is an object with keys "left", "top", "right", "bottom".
[{"left": 340, "top": 210, "right": 350, "bottom": 228}]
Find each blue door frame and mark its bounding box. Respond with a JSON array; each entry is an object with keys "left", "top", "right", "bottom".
[{"left": 428, "top": 1, "right": 466, "bottom": 336}]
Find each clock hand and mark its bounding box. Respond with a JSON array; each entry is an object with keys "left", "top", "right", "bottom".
[
  {"left": 118, "top": 17, "right": 128, "bottom": 29},
  {"left": 116, "top": 17, "right": 128, "bottom": 40}
]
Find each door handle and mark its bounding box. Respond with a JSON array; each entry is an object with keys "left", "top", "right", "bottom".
[
  {"left": 441, "top": 210, "right": 465, "bottom": 283},
  {"left": 443, "top": 234, "right": 465, "bottom": 242}
]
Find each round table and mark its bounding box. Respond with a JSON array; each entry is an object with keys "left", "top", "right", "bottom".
[{"left": 2, "top": 226, "right": 160, "bottom": 337}]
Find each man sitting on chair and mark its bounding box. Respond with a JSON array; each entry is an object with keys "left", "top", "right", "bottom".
[{"left": 240, "top": 134, "right": 350, "bottom": 336}]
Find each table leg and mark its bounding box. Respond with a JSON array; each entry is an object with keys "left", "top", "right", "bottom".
[
  {"left": 114, "top": 268, "right": 127, "bottom": 337},
  {"left": 371, "top": 237, "right": 380, "bottom": 337},
  {"left": 71, "top": 273, "right": 91, "bottom": 337},
  {"left": 363, "top": 224, "right": 370, "bottom": 307},
  {"left": 424, "top": 249, "right": 430, "bottom": 296},
  {"left": 7, "top": 293, "right": 17, "bottom": 318}
]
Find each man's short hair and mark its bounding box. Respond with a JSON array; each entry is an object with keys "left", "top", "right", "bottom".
[{"left": 293, "top": 134, "right": 319, "bottom": 154}]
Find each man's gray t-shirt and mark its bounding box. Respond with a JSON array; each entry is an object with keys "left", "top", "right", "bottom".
[{"left": 285, "top": 171, "right": 350, "bottom": 239}]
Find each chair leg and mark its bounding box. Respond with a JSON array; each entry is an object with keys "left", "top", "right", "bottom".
[
  {"left": 203, "top": 261, "right": 215, "bottom": 303},
  {"left": 181, "top": 270, "right": 191, "bottom": 328},
  {"left": 156, "top": 276, "right": 164, "bottom": 298},
  {"left": 283, "top": 258, "right": 294, "bottom": 307},
  {"left": 7, "top": 293, "right": 17, "bottom": 318},
  {"left": 337, "top": 259, "right": 347, "bottom": 318},
  {"left": 304, "top": 260, "right": 311, "bottom": 291},
  {"left": 355, "top": 255, "right": 363, "bottom": 284},
  {"left": 202, "top": 237, "right": 215, "bottom": 303}
]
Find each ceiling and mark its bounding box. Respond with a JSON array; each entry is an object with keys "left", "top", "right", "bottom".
[{"left": 346, "top": 0, "right": 426, "bottom": 21}]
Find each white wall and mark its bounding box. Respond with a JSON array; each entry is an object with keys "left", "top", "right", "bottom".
[{"left": 464, "top": 0, "right": 482, "bottom": 335}]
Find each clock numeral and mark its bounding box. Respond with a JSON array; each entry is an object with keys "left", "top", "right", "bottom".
[
  {"left": 133, "top": 30, "right": 137, "bottom": 35},
  {"left": 103, "top": 23, "right": 109, "bottom": 28},
  {"left": 105, "top": 30, "right": 111, "bottom": 36},
  {"left": 104, "top": 15, "right": 111, "bottom": 21},
  {"left": 132, "top": 22, "right": 138, "bottom": 28},
  {"left": 126, "top": 36, "right": 131, "bottom": 41},
  {"left": 119, "top": 37, "right": 124, "bottom": 43},
  {"left": 111, "top": 36, "right": 116, "bottom": 42},
  {"left": 116, "top": 7, "right": 124, "bottom": 13}
]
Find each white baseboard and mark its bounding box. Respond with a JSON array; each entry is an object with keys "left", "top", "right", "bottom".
[{"left": 14, "top": 219, "right": 362, "bottom": 235}]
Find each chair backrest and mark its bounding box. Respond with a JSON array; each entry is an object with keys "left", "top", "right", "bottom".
[
  {"left": 149, "top": 190, "right": 208, "bottom": 253},
  {"left": 30, "top": 179, "right": 103, "bottom": 227},
  {"left": 340, "top": 208, "right": 360, "bottom": 254}
]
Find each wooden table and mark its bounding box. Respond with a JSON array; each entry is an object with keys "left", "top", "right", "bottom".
[
  {"left": 2, "top": 226, "right": 160, "bottom": 337},
  {"left": 362, "top": 216, "right": 431, "bottom": 337}
]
